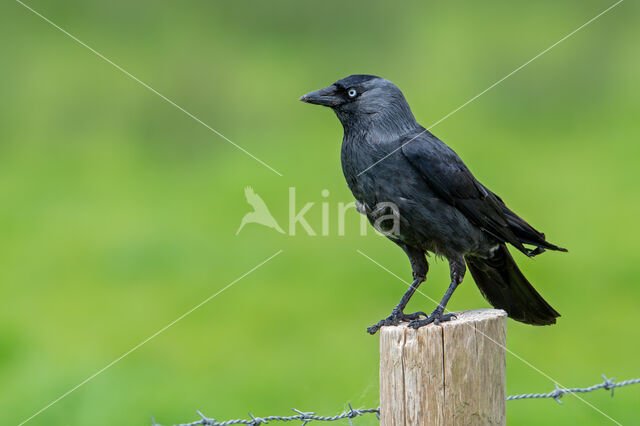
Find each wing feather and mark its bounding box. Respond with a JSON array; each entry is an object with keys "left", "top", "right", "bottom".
[{"left": 400, "top": 129, "right": 530, "bottom": 255}]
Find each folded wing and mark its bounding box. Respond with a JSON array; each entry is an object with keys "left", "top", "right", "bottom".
[{"left": 400, "top": 129, "right": 566, "bottom": 256}]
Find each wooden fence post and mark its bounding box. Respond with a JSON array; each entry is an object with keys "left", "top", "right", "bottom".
[{"left": 379, "top": 309, "right": 507, "bottom": 426}]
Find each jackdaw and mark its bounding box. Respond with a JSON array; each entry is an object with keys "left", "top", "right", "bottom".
[{"left": 300, "top": 75, "right": 567, "bottom": 334}]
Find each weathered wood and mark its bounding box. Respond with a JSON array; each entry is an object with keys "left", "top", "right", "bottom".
[{"left": 379, "top": 309, "right": 507, "bottom": 426}]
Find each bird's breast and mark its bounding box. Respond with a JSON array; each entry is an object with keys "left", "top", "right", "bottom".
[{"left": 340, "top": 136, "right": 385, "bottom": 207}]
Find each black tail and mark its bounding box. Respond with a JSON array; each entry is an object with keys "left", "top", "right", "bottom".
[{"left": 465, "top": 245, "right": 560, "bottom": 325}]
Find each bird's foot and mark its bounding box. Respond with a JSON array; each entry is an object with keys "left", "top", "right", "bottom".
[
  {"left": 367, "top": 310, "right": 428, "bottom": 335},
  {"left": 408, "top": 308, "right": 456, "bottom": 329}
]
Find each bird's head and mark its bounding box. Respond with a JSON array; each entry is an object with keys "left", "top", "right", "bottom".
[{"left": 299, "top": 75, "right": 417, "bottom": 133}]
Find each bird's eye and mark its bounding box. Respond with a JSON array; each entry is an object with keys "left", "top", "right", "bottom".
[{"left": 347, "top": 88, "right": 357, "bottom": 98}]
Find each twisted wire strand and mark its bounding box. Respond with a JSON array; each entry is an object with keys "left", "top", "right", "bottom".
[
  {"left": 506, "top": 376, "right": 640, "bottom": 403},
  {"left": 163, "top": 375, "right": 640, "bottom": 425},
  {"left": 174, "top": 405, "right": 380, "bottom": 426}
]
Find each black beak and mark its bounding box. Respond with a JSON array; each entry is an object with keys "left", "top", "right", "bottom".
[{"left": 299, "top": 85, "right": 340, "bottom": 107}]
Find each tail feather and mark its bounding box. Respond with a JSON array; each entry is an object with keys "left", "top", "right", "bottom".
[{"left": 466, "top": 245, "right": 560, "bottom": 325}]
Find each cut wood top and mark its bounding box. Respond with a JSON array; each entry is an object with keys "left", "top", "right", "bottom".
[{"left": 382, "top": 309, "right": 507, "bottom": 333}]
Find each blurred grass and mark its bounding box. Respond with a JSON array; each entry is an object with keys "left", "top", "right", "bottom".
[{"left": 1, "top": 0, "right": 639, "bottom": 424}]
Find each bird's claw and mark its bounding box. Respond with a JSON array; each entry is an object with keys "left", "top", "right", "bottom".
[
  {"left": 408, "top": 310, "right": 457, "bottom": 329},
  {"left": 367, "top": 310, "right": 428, "bottom": 335}
]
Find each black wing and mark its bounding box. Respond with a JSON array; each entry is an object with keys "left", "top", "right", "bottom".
[{"left": 400, "top": 129, "right": 565, "bottom": 256}]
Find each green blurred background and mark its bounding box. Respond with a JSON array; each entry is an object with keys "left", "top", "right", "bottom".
[{"left": 1, "top": 0, "right": 638, "bottom": 424}]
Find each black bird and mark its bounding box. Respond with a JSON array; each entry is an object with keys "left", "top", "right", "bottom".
[{"left": 300, "top": 75, "right": 567, "bottom": 334}]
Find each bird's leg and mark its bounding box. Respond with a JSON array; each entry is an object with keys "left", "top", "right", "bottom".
[
  {"left": 409, "top": 257, "right": 466, "bottom": 329},
  {"left": 366, "top": 278, "right": 427, "bottom": 335},
  {"left": 367, "top": 246, "right": 429, "bottom": 335}
]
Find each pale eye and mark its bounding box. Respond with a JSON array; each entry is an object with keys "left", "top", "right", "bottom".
[{"left": 348, "top": 88, "right": 357, "bottom": 98}]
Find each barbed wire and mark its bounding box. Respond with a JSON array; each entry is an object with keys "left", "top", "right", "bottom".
[
  {"left": 506, "top": 375, "right": 640, "bottom": 403},
  {"left": 163, "top": 405, "right": 380, "bottom": 426},
  {"left": 159, "top": 375, "right": 640, "bottom": 426}
]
